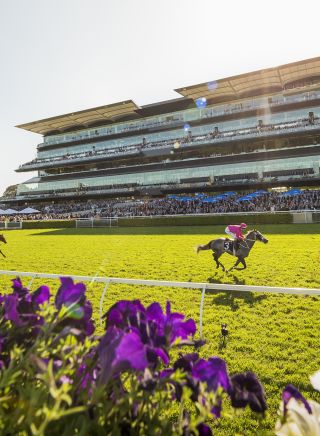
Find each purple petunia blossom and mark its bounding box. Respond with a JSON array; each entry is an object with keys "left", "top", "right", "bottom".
[
  {"left": 146, "top": 302, "right": 196, "bottom": 344},
  {"left": 197, "top": 423, "right": 212, "bottom": 435},
  {"left": 192, "top": 357, "right": 231, "bottom": 393},
  {"left": 104, "top": 299, "right": 197, "bottom": 369},
  {"left": 1, "top": 280, "right": 51, "bottom": 346},
  {"left": 282, "top": 384, "right": 312, "bottom": 415},
  {"left": 54, "top": 278, "right": 95, "bottom": 338},
  {"left": 105, "top": 300, "right": 146, "bottom": 330},
  {"left": 11, "top": 277, "right": 29, "bottom": 297},
  {"left": 174, "top": 353, "right": 199, "bottom": 373},
  {"left": 230, "top": 371, "right": 267, "bottom": 413},
  {"left": 32, "top": 286, "right": 50, "bottom": 305},
  {"left": 4, "top": 295, "right": 21, "bottom": 325},
  {"left": 98, "top": 327, "right": 148, "bottom": 384},
  {"left": 55, "top": 277, "right": 86, "bottom": 309},
  {"left": 191, "top": 357, "right": 230, "bottom": 417}
]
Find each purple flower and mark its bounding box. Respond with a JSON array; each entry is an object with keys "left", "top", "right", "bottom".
[
  {"left": 55, "top": 277, "right": 86, "bottom": 309},
  {"left": 11, "top": 278, "right": 29, "bottom": 297},
  {"left": 282, "top": 384, "right": 312, "bottom": 415},
  {"left": 146, "top": 302, "right": 196, "bottom": 344},
  {"left": 197, "top": 423, "right": 212, "bottom": 436},
  {"left": 105, "top": 300, "right": 146, "bottom": 330},
  {"left": 174, "top": 353, "right": 199, "bottom": 373},
  {"left": 230, "top": 372, "right": 267, "bottom": 413},
  {"left": 55, "top": 278, "right": 95, "bottom": 338},
  {"left": 114, "top": 331, "right": 149, "bottom": 371},
  {"left": 3, "top": 282, "right": 49, "bottom": 329},
  {"left": 192, "top": 357, "right": 231, "bottom": 393},
  {"left": 98, "top": 327, "right": 148, "bottom": 384},
  {"left": 104, "top": 300, "right": 197, "bottom": 369},
  {"left": 32, "top": 286, "right": 50, "bottom": 305},
  {"left": 4, "top": 295, "right": 21, "bottom": 325}
]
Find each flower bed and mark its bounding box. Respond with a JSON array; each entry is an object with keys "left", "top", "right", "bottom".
[{"left": 0, "top": 277, "right": 318, "bottom": 434}]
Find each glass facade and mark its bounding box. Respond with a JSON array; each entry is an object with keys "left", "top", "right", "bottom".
[
  {"left": 17, "top": 155, "right": 320, "bottom": 195},
  {"left": 37, "top": 106, "right": 320, "bottom": 160}
]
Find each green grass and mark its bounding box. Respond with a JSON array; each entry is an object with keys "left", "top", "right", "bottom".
[{"left": 1, "top": 224, "right": 320, "bottom": 434}]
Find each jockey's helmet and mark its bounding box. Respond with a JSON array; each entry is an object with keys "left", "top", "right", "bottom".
[{"left": 240, "top": 223, "right": 247, "bottom": 228}]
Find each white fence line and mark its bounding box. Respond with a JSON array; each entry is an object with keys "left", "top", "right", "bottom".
[{"left": 0, "top": 269, "right": 319, "bottom": 338}]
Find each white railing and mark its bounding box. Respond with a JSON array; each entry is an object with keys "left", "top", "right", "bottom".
[
  {"left": 75, "top": 218, "right": 118, "bottom": 228},
  {"left": 0, "top": 270, "right": 319, "bottom": 339},
  {"left": 112, "top": 210, "right": 320, "bottom": 219}
]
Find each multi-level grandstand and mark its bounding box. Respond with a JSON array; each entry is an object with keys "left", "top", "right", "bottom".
[{"left": 4, "top": 57, "right": 320, "bottom": 206}]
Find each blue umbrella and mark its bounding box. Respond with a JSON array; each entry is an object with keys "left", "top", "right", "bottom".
[{"left": 238, "top": 197, "right": 252, "bottom": 201}]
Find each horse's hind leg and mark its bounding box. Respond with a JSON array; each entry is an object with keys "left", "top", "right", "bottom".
[{"left": 213, "top": 252, "right": 225, "bottom": 272}]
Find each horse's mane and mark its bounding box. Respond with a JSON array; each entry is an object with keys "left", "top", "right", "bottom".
[{"left": 244, "top": 229, "right": 256, "bottom": 239}]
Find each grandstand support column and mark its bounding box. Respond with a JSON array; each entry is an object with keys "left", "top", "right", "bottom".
[
  {"left": 199, "top": 284, "right": 207, "bottom": 339},
  {"left": 99, "top": 279, "right": 111, "bottom": 325}
]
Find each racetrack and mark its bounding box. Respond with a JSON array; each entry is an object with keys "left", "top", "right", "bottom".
[{"left": 1, "top": 223, "right": 320, "bottom": 434}]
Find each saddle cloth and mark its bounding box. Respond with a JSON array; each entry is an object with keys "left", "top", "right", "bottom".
[{"left": 223, "top": 239, "right": 234, "bottom": 252}]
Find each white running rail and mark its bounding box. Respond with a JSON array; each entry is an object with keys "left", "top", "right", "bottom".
[{"left": 0, "top": 269, "right": 319, "bottom": 339}]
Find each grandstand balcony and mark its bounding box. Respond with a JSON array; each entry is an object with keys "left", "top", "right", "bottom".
[
  {"left": 16, "top": 119, "right": 320, "bottom": 172},
  {"left": 20, "top": 144, "right": 320, "bottom": 184},
  {"left": 34, "top": 89, "right": 320, "bottom": 151}
]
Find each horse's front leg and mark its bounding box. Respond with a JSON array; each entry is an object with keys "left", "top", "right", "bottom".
[
  {"left": 233, "top": 257, "right": 247, "bottom": 271},
  {"left": 227, "top": 258, "right": 240, "bottom": 273}
]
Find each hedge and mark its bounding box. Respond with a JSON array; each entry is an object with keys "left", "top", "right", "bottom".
[
  {"left": 118, "top": 213, "right": 293, "bottom": 227},
  {"left": 22, "top": 220, "right": 74, "bottom": 229},
  {"left": 19, "top": 214, "right": 292, "bottom": 229}
]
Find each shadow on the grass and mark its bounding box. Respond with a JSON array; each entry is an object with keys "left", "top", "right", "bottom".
[
  {"left": 28, "top": 223, "right": 320, "bottom": 236},
  {"left": 29, "top": 227, "right": 222, "bottom": 236},
  {"left": 205, "top": 273, "right": 268, "bottom": 310},
  {"left": 211, "top": 291, "right": 267, "bottom": 311}
]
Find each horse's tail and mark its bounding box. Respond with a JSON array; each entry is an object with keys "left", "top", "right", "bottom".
[{"left": 195, "top": 242, "right": 211, "bottom": 254}]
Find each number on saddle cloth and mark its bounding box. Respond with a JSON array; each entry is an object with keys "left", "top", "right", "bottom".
[{"left": 224, "top": 240, "right": 233, "bottom": 251}]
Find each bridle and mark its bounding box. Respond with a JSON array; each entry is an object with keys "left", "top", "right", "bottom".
[{"left": 239, "top": 231, "right": 259, "bottom": 248}]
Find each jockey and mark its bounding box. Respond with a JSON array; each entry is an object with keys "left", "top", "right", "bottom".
[{"left": 225, "top": 223, "right": 247, "bottom": 250}]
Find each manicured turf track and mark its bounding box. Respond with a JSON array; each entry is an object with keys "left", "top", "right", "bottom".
[{"left": 1, "top": 224, "right": 320, "bottom": 434}]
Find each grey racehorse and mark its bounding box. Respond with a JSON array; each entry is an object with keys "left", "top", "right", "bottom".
[{"left": 196, "top": 229, "right": 268, "bottom": 272}]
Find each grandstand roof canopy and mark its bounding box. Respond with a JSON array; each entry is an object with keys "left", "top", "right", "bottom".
[
  {"left": 16, "top": 100, "right": 141, "bottom": 136},
  {"left": 175, "top": 56, "right": 320, "bottom": 103},
  {"left": 16, "top": 57, "right": 320, "bottom": 136}
]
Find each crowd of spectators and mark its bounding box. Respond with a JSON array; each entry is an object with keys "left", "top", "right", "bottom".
[
  {"left": 1, "top": 189, "right": 320, "bottom": 221},
  {"left": 20, "top": 116, "right": 319, "bottom": 169}
]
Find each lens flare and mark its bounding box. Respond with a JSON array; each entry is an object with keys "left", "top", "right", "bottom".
[
  {"left": 208, "top": 81, "right": 218, "bottom": 91},
  {"left": 196, "top": 97, "right": 207, "bottom": 108},
  {"left": 183, "top": 123, "right": 190, "bottom": 131}
]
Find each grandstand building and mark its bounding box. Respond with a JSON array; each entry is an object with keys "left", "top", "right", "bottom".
[{"left": 5, "top": 57, "right": 320, "bottom": 205}]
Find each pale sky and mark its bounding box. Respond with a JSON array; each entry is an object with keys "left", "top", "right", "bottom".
[{"left": 1, "top": 0, "right": 320, "bottom": 196}]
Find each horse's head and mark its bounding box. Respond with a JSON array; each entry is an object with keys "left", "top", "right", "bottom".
[
  {"left": 0, "top": 234, "right": 7, "bottom": 244},
  {"left": 251, "top": 229, "right": 268, "bottom": 244}
]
